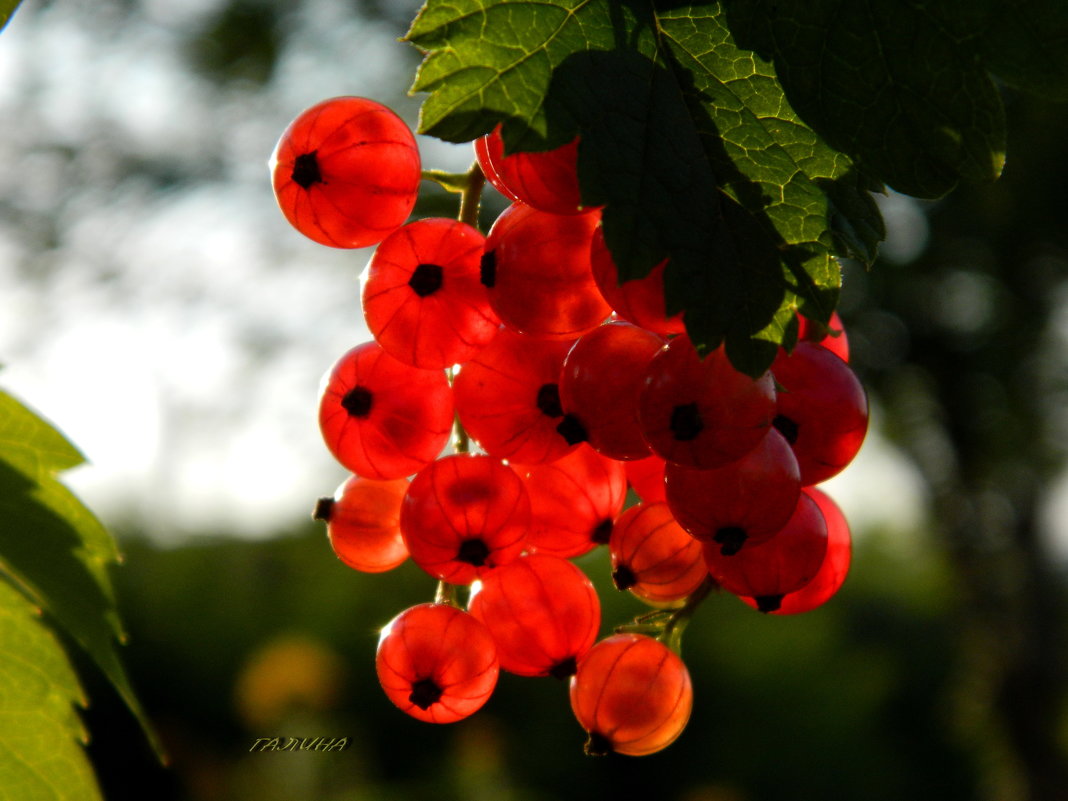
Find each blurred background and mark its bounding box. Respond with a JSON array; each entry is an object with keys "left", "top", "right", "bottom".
[{"left": 1, "top": 1, "right": 1066, "bottom": 799}]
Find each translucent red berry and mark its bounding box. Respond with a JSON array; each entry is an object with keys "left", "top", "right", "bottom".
[
  {"left": 362, "top": 218, "right": 499, "bottom": 369},
  {"left": 468, "top": 553, "right": 600, "bottom": 678},
  {"left": 638, "top": 336, "right": 777, "bottom": 469},
  {"left": 317, "top": 342, "right": 454, "bottom": 480},
  {"left": 522, "top": 444, "right": 627, "bottom": 559},
  {"left": 482, "top": 203, "right": 609, "bottom": 340},
  {"left": 400, "top": 454, "right": 530, "bottom": 585},
  {"left": 797, "top": 309, "right": 850, "bottom": 362},
  {"left": 609, "top": 503, "right": 707, "bottom": 605},
  {"left": 315, "top": 475, "right": 409, "bottom": 573},
  {"left": 625, "top": 454, "right": 667, "bottom": 504},
  {"left": 570, "top": 633, "right": 692, "bottom": 756},
  {"left": 270, "top": 96, "right": 421, "bottom": 249},
  {"left": 376, "top": 603, "right": 499, "bottom": 724},
  {"left": 474, "top": 126, "right": 589, "bottom": 215}
]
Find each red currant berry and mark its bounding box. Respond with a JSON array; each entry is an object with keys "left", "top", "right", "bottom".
[
  {"left": 522, "top": 444, "right": 627, "bottom": 559},
  {"left": 481, "top": 203, "right": 609, "bottom": 340},
  {"left": 797, "top": 310, "right": 850, "bottom": 362},
  {"left": 770, "top": 342, "right": 869, "bottom": 485},
  {"left": 740, "top": 487, "right": 852, "bottom": 614},
  {"left": 468, "top": 553, "right": 600, "bottom": 678},
  {"left": 452, "top": 328, "right": 586, "bottom": 465},
  {"left": 625, "top": 454, "right": 667, "bottom": 504},
  {"left": 314, "top": 475, "right": 409, "bottom": 573},
  {"left": 570, "top": 633, "right": 692, "bottom": 756},
  {"left": 317, "top": 342, "right": 454, "bottom": 480},
  {"left": 664, "top": 429, "right": 801, "bottom": 555},
  {"left": 638, "top": 336, "right": 777, "bottom": 470},
  {"left": 362, "top": 218, "right": 499, "bottom": 369},
  {"left": 376, "top": 603, "right": 498, "bottom": 724},
  {"left": 703, "top": 490, "right": 829, "bottom": 613},
  {"left": 560, "top": 321, "right": 663, "bottom": 461},
  {"left": 609, "top": 503, "right": 707, "bottom": 605},
  {"left": 589, "top": 227, "right": 685, "bottom": 337},
  {"left": 474, "top": 126, "right": 589, "bottom": 215},
  {"left": 270, "top": 96, "right": 421, "bottom": 249},
  {"left": 400, "top": 454, "right": 530, "bottom": 585}
]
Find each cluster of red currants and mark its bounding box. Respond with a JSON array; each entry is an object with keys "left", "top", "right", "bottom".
[{"left": 270, "top": 96, "right": 867, "bottom": 756}]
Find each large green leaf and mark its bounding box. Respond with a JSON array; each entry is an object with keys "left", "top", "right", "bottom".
[
  {"left": 0, "top": 579, "right": 103, "bottom": 801},
  {"left": 0, "top": 391, "right": 160, "bottom": 766},
  {"left": 405, "top": 0, "right": 883, "bottom": 375}
]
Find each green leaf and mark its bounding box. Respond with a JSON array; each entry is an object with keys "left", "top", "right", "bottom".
[
  {"left": 0, "top": 390, "right": 161, "bottom": 762},
  {"left": 0, "top": 578, "right": 103, "bottom": 801},
  {"left": 0, "top": 1, "right": 22, "bottom": 33},
  {"left": 406, "top": 0, "right": 882, "bottom": 374}
]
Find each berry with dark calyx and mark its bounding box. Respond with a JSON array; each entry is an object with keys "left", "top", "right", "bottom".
[
  {"left": 468, "top": 553, "right": 600, "bottom": 678},
  {"left": 362, "top": 218, "right": 499, "bottom": 369},
  {"left": 317, "top": 342, "right": 453, "bottom": 480},
  {"left": 400, "top": 454, "right": 530, "bottom": 585},
  {"left": 664, "top": 429, "right": 801, "bottom": 553},
  {"left": 521, "top": 444, "right": 627, "bottom": 559},
  {"left": 740, "top": 487, "right": 853, "bottom": 615},
  {"left": 638, "top": 336, "right": 776, "bottom": 470},
  {"left": 482, "top": 203, "right": 609, "bottom": 340},
  {"left": 320, "top": 475, "right": 410, "bottom": 573},
  {"left": 770, "top": 342, "right": 869, "bottom": 485},
  {"left": 703, "top": 491, "right": 829, "bottom": 612},
  {"left": 589, "top": 226, "right": 685, "bottom": 337},
  {"left": 797, "top": 309, "right": 850, "bottom": 362},
  {"left": 569, "top": 633, "right": 692, "bottom": 756},
  {"left": 270, "top": 96, "right": 420, "bottom": 249},
  {"left": 376, "top": 603, "right": 498, "bottom": 723},
  {"left": 560, "top": 321, "right": 664, "bottom": 461},
  {"left": 609, "top": 503, "right": 707, "bottom": 605},
  {"left": 475, "top": 126, "right": 590, "bottom": 215},
  {"left": 452, "top": 328, "right": 582, "bottom": 465}
]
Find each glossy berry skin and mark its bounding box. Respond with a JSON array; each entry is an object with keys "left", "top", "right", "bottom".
[
  {"left": 560, "top": 321, "right": 663, "bottom": 461},
  {"left": 589, "top": 227, "right": 685, "bottom": 337},
  {"left": 664, "top": 429, "right": 801, "bottom": 555},
  {"left": 638, "top": 336, "right": 777, "bottom": 470},
  {"left": 482, "top": 203, "right": 609, "bottom": 340},
  {"left": 625, "top": 455, "right": 667, "bottom": 504},
  {"left": 376, "top": 603, "right": 499, "bottom": 724},
  {"left": 452, "top": 328, "right": 585, "bottom": 465},
  {"left": 468, "top": 554, "right": 600, "bottom": 678},
  {"left": 474, "top": 127, "right": 588, "bottom": 215},
  {"left": 740, "top": 487, "right": 852, "bottom": 615},
  {"left": 270, "top": 96, "right": 421, "bottom": 249},
  {"left": 317, "top": 342, "right": 454, "bottom": 480},
  {"left": 400, "top": 454, "right": 530, "bottom": 585},
  {"left": 770, "top": 342, "right": 869, "bottom": 485},
  {"left": 570, "top": 633, "right": 692, "bottom": 756},
  {"left": 316, "top": 475, "right": 409, "bottom": 573},
  {"left": 609, "top": 503, "right": 707, "bottom": 605},
  {"left": 521, "top": 444, "right": 627, "bottom": 559},
  {"left": 797, "top": 310, "right": 850, "bottom": 362},
  {"left": 362, "top": 218, "right": 499, "bottom": 369},
  {"left": 703, "top": 491, "right": 829, "bottom": 613}
]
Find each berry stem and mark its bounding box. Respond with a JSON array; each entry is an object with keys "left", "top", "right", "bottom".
[
  {"left": 660, "top": 576, "right": 716, "bottom": 655},
  {"left": 420, "top": 162, "right": 486, "bottom": 230},
  {"left": 434, "top": 580, "right": 462, "bottom": 608}
]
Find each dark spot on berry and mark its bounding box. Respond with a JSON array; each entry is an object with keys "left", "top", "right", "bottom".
[
  {"left": 292, "top": 151, "right": 322, "bottom": 189},
  {"left": 409, "top": 263, "right": 444, "bottom": 297},
  {"left": 480, "top": 251, "right": 496, "bottom": 288},
  {"left": 457, "top": 538, "right": 491, "bottom": 567},
  {"left": 591, "top": 518, "right": 614, "bottom": 545},
  {"left": 548, "top": 656, "right": 578, "bottom": 680},
  {"left": 755, "top": 594, "right": 784, "bottom": 613},
  {"left": 773, "top": 414, "right": 799, "bottom": 445},
  {"left": 584, "top": 731, "right": 613, "bottom": 757},
  {"left": 714, "top": 526, "right": 748, "bottom": 556},
  {"left": 612, "top": 565, "right": 636, "bottom": 591},
  {"left": 341, "top": 386, "right": 373, "bottom": 417},
  {"left": 536, "top": 383, "right": 564, "bottom": 417},
  {"left": 556, "top": 414, "right": 589, "bottom": 445},
  {"left": 670, "top": 402, "right": 703, "bottom": 441},
  {"left": 312, "top": 497, "right": 334, "bottom": 522},
  {"left": 409, "top": 678, "right": 443, "bottom": 710}
]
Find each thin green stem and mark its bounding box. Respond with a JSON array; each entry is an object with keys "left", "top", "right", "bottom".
[
  {"left": 457, "top": 160, "right": 485, "bottom": 229},
  {"left": 659, "top": 576, "right": 716, "bottom": 655},
  {"left": 434, "top": 580, "right": 461, "bottom": 608}
]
